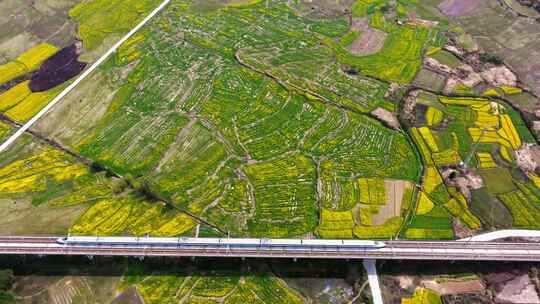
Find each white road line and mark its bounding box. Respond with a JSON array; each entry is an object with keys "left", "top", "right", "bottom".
[
  {"left": 0, "top": 0, "right": 172, "bottom": 153},
  {"left": 459, "top": 229, "right": 540, "bottom": 242}
]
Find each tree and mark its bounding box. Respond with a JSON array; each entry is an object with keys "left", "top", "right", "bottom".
[
  {"left": 0, "top": 270, "right": 14, "bottom": 304},
  {"left": 479, "top": 53, "right": 504, "bottom": 65},
  {"left": 0, "top": 292, "right": 14, "bottom": 304},
  {"left": 110, "top": 178, "right": 128, "bottom": 194},
  {"left": 0, "top": 270, "right": 12, "bottom": 291}
]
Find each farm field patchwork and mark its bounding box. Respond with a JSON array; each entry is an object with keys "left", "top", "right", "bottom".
[
  {"left": 407, "top": 93, "right": 540, "bottom": 237},
  {"left": 329, "top": 8, "right": 445, "bottom": 84},
  {"left": 0, "top": 0, "right": 167, "bottom": 128},
  {"left": 0, "top": 127, "right": 210, "bottom": 236},
  {"left": 120, "top": 262, "right": 306, "bottom": 304},
  {"left": 2, "top": 0, "right": 540, "bottom": 303},
  {"left": 69, "top": 0, "right": 165, "bottom": 51},
  {"left": 449, "top": 0, "right": 540, "bottom": 98},
  {"left": 315, "top": 175, "right": 414, "bottom": 239},
  {"left": 0, "top": 43, "right": 58, "bottom": 85},
  {"left": 2, "top": 0, "right": 538, "bottom": 244},
  {"left": 29, "top": 0, "right": 423, "bottom": 239}
]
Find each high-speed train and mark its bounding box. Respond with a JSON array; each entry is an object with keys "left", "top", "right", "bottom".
[{"left": 57, "top": 236, "right": 386, "bottom": 249}]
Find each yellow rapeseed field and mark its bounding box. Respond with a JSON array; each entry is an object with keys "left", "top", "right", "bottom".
[
  {"left": 358, "top": 178, "right": 387, "bottom": 205},
  {"left": 0, "top": 81, "right": 32, "bottom": 111},
  {"left": 423, "top": 166, "right": 442, "bottom": 193},
  {"left": 439, "top": 96, "right": 490, "bottom": 108},
  {"left": 426, "top": 107, "right": 443, "bottom": 126},
  {"left": 499, "top": 146, "right": 514, "bottom": 163},
  {"left": 0, "top": 43, "right": 58, "bottom": 85},
  {"left": 317, "top": 208, "right": 354, "bottom": 238},
  {"left": 528, "top": 173, "right": 540, "bottom": 190},
  {"left": 500, "top": 85, "right": 522, "bottom": 95},
  {"left": 154, "top": 213, "right": 196, "bottom": 236},
  {"left": 476, "top": 152, "right": 497, "bottom": 169},
  {"left": 16, "top": 43, "right": 58, "bottom": 71},
  {"left": 353, "top": 217, "right": 403, "bottom": 239},
  {"left": 71, "top": 197, "right": 196, "bottom": 236},
  {"left": 469, "top": 128, "right": 511, "bottom": 148},
  {"left": 498, "top": 114, "right": 521, "bottom": 149},
  {"left": 416, "top": 192, "right": 434, "bottom": 215},
  {"left": 443, "top": 196, "right": 481, "bottom": 229},
  {"left": 0, "top": 147, "right": 88, "bottom": 194},
  {"left": 4, "top": 86, "right": 62, "bottom": 122},
  {"left": 475, "top": 111, "right": 499, "bottom": 129},
  {"left": 401, "top": 288, "right": 441, "bottom": 304},
  {"left": 482, "top": 88, "right": 501, "bottom": 97},
  {"left": 0, "top": 62, "right": 27, "bottom": 85},
  {"left": 418, "top": 127, "right": 439, "bottom": 152},
  {"left": 410, "top": 127, "right": 434, "bottom": 165}
]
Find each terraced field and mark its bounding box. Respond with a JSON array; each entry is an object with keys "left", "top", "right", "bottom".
[
  {"left": 0, "top": 123, "right": 213, "bottom": 236},
  {"left": 2, "top": 0, "right": 540, "bottom": 303},
  {"left": 27, "top": 0, "right": 424, "bottom": 239},
  {"left": 5, "top": 0, "right": 537, "bottom": 244},
  {"left": 120, "top": 265, "right": 306, "bottom": 304},
  {"left": 0, "top": 0, "right": 537, "bottom": 245},
  {"left": 331, "top": 13, "right": 443, "bottom": 84}
]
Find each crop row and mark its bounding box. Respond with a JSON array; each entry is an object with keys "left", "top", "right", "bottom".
[
  {"left": 71, "top": 197, "right": 197, "bottom": 236},
  {"left": 358, "top": 178, "right": 387, "bottom": 205},
  {"left": 319, "top": 174, "right": 389, "bottom": 211},
  {"left": 0, "top": 81, "right": 63, "bottom": 123},
  {"left": 319, "top": 172, "right": 359, "bottom": 211},
  {"left": 411, "top": 93, "right": 540, "bottom": 235},
  {"left": 0, "top": 122, "right": 11, "bottom": 143},
  {"left": 69, "top": 0, "right": 161, "bottom": 50},
  {"left": 476, "top": 152, "right": 497, "bottom": 169},
  {"left": 426, "top": 106, "right": 444, "bottom": 126},
  {"left": 443, "top": 190, "right": 481, "bottom": 229},
  {"left": 245, "top": 154, "right": 317, "bottom": 237},
  {"left": 172, "top": 0, "right": 398, "bottom": 112},
  {"left": 25, "top": 1, "right": 423, "bottom": 239},
  {"left": 0, "top": 43, "right": 58, "bottom": 85},
  {"left": 0, "top": 146, "right": 90, "bottom": 197},
  {"left": 330, "top": 11, "right": 440, "bottom": 84},
  {"left": 353, "top": 216, "right": 402, "bottom": 239},
  {"left": 498, "top": 188, "right": 540, "bottom": 229},
  {"left": 316, "top": 209, "right": 355, "bottom": 239},
  {"left": 123, "top": 268, "right": 305, "bottom": 304},
  {"left": 238, "top": 46, "right": 390, "bottom": 112},
  {"left": 404, "top": 228, "right": 454, "bottom": 239}
]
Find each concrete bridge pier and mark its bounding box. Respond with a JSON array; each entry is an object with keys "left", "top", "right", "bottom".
[{"left": 363, "top": 259, "right": 383, "bottom": 304}]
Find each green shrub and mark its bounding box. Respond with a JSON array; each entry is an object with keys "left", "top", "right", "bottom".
[{"left": 479, "top": 53, "right": 504, "bottom": 65}]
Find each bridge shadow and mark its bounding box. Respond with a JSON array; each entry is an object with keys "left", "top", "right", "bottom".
[
  {"left": 0, "top": 255, "right": 366, "bottom": 279},
  {"left": 378, "top": 259, "right": 539, "bottom": 277},
  {"left": 0, "top": 255, "right": 536, "bottom": 279}
]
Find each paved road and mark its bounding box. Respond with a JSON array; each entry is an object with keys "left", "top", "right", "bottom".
[
  {"left": 1, "top": 237, "right": 540, "bottom": 261},
  {"left": 459, "top": 229, "right": 540, "bottom": 242}
]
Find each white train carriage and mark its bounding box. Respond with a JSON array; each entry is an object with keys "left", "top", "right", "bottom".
[{"left": 56, "top": 236, "right": 385, "bottom": 249}]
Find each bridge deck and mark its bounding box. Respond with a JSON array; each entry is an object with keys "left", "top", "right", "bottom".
[{"left": 0, "top": 237, "right": 539, "bottom": 261}]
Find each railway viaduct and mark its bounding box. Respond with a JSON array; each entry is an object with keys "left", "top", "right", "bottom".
[{"left": 1, "top": 236, "right": 540, "bottom": 261}]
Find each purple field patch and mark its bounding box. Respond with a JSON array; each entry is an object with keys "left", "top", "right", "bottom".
[
  {"left": 438, "top": 0, "right": 485, "bottom": 17},
  {"left": 29, "top": 43, "right": 87, "bottom": 92}
]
